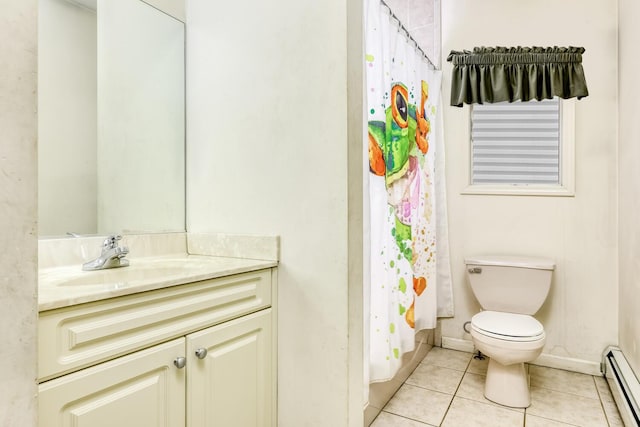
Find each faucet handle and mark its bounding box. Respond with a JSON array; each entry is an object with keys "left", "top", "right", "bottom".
[{"left": 103, "top": 234, "right": 123, "bottom": 250}]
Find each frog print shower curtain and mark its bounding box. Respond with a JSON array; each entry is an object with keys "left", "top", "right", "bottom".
[{"left": 365, "top": 0, "right": 453, "bottom": 382}]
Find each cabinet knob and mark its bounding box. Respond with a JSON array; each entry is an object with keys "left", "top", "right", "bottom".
[
  {"left": 173, "top": 356, "right": 186, "bottom": 369},
  {"left": 195, "top": 348, "right": 208, "bottom": 359}
]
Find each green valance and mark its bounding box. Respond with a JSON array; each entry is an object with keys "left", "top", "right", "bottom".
[{"left": 447, "top": 46, "right": 589, "bottom": 107}]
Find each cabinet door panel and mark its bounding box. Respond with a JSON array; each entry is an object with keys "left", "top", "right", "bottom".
[
  {"left": 187, "top": 309, "right": 272, "bottom": 427},
  {"left": 39, "top": 338, "right": 186, "bottom": 427}
]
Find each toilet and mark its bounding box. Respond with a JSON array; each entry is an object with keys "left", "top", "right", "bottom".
[{"left": 465, "top": 255, "right": 555, "bottom": 408}]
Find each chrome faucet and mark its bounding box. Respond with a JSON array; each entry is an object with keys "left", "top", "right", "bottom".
[{"left": 82, "top": 235, "right": 130, "bottom": 271}]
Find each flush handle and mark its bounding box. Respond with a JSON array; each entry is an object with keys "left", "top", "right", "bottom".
[{"left": 468, "top": 267, "right": 482, "bottom": 274}]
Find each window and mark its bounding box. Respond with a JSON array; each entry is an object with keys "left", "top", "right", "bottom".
[{"left": 462, "top": 98, "right": 575, "bottom": 196}]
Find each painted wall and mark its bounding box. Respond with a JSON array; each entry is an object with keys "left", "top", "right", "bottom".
[
  {"left": 0, "top": 0, "right": 38, "bottom": 425},
  {"left": 38, "top": 0, "right": 97, "bottom": 236},
  {"left": 186, "top": 0, "right": 363, "bottom": 426},
  {"left": 441, "top": 0, "right": 619, "bottom": 368},
  {"left": 618, "top": 0, "right": 640, "bottom": 376}
]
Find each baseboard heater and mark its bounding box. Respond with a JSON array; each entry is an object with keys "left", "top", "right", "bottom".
[{"left": 602, "top": 346, "right": 640, "bottom": 426}]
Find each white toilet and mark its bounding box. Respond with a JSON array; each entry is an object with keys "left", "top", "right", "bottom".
[{"left": 465, "top": 255, "right": 555, "bottom": 408}]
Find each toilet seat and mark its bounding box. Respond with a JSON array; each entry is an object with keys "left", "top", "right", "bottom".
[{"left": 471, "top": 311, "right": 544, "bottom": 342}]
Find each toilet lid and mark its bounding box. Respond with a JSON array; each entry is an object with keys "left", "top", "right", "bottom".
[{"left": 471, "top": 311, "right": 544, "bottom": 341}]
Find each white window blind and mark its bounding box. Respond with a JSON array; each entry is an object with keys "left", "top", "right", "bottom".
[{"left": 471, "top": 98, "right": 561, "bottom": 185}]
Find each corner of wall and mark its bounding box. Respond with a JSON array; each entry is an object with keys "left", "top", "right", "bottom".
[
  {"left": 348, "top": 0, "right": 365, "bottom": 425},
  {"left": 0, "top": 0, "right": 38, "bottom": 425}
]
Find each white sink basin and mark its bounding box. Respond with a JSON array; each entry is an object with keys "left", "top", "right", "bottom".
[
  {"left": 41, "top": 257, "right": 214, "bottom": 289},
  {"left": 59, "top": 265, "right": 194, "bottom": 287}
]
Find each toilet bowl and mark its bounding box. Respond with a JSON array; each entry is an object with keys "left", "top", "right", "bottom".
[
  {"left": 465, "top": 255, "right": 554, "bottom": 408},
  {"left": 470, "top": 310, "right": 545, "bottom": 407}
]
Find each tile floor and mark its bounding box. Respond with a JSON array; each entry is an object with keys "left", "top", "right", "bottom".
[{"left": 371, "top": 347, "right": 624, "bottom": 427}]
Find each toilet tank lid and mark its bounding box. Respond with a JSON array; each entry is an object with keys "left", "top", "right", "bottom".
[{"left": 465, "top": 255, "right": 555, "bottom": 270}]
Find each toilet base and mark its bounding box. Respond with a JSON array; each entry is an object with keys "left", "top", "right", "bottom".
[{"left": 484, "top": 359, "right": 530, "bottom": 408}]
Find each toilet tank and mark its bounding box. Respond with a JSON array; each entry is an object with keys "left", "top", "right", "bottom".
[{"left": 465, "top": 255, "right": 555, "bottom": 315}]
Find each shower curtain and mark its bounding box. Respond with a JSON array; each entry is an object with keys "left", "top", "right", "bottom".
[{"left": 365, "top": 0, "right": 454, "bottom": 383}]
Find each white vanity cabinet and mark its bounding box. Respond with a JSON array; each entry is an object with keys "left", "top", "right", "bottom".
[{"left": 38, "top": 268, "right": 276, "bottom": 427}]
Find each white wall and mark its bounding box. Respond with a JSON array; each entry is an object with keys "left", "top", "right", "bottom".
[
  {"left": 441, "top": 0, "right": 619, "bottom": 368},
  {"left": 38, "top": 0, "right": 97, "bottom": 236},
  {"left": 618, "top": 0, "right": 640, "bottom": 376},
  {"left": 0, "top": 0, "right": 38, "bottom": 425},
  {"left": 186, "top": 0, "right": 363, "bottom": 426}
]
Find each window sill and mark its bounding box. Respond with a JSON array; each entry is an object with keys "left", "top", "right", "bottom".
[{"left": 461, "top": 184, "right": 575, "bottom": 197}]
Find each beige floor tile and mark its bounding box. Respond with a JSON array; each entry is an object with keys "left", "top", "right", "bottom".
[
  {"left": 383, "top": 346, "right": 622, "bottom": 427},
  {"left": 527, "top": 386, "right": 607, "bottom": 426},
  {"left": 466, "top": 356, "right": 489, "bottom": 375},
  {"left": 441, "top": 397, "right": 524, "bottom": 427},
  {"left": 602, "top": 400, "right": 625, "bottom": 427},
  {"left": 456, "top": 372, "right": 485, "bottom": 402},
  {"left": 529, "top": 365, "right": 599, "bottom": 399},
  {"left": 370, "top": 411, "right": 434, "bottom": 427},
  {"left": 593, "top": 376, "right": 625, "bottom": 426},
  {"left": 383, "top": 383, "right": 453, "bottom": 426},
  {"left": 594, "top": 375, "right": 616, "bottom": 404},
  {"left": 396, "top": 351, "right": 428, "bottom": 385},
  {"left": 421, "top": 347, "right": 472, "bottom": 371},
  {"left": 525, "top": 414, "right": 578, "bottom": 426},
  {"left": 455, "top": 372, "right": 525, "bottom": 413},
  {"left": 406, "top": 363, "right": 464, "bottom": 395}
]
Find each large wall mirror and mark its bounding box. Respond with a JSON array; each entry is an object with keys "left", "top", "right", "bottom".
[{"left": 38, "top": 0, "right": 185, "bottom": 237}]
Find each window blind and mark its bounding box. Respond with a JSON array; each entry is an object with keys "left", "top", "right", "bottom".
[{"left": 471, "top": 98, "right": 560, "bottom": 185}]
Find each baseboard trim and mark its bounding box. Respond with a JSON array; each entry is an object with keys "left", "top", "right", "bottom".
[
  {"left": 440, "top": 336, "right": 602, "bottom": 376},
  {"left": 441, "top": 336, "right": 475, "bottom": 353},
  {"left": 531, "top": 353, "right": 602, "bottom": 376}
]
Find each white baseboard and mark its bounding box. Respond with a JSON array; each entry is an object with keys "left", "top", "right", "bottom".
[
  {"left": 531, "top": 353, "right": 601, "bottom": 376},
  {"left": 441, "top": 336, "right": 601, "bottom": 376},
  {"left": 441, "top": 336, "right": 475, "bottom": 353}
]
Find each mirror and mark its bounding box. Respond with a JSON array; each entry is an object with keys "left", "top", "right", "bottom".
[{"left": 38, "top": 0, "right": 185, "bottom": 237}]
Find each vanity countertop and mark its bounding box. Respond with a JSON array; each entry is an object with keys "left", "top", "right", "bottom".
[{"left": 39, "top": 254, "right": 277, "bottom": 312}]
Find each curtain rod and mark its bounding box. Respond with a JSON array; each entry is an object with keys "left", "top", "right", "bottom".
[{"left": 379, "top": 0, "right": 438, "bottom": 70}]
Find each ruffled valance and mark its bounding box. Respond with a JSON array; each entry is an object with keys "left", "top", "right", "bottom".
[{"left": 447, "top": 46, "right": 589, "bottom": 107}]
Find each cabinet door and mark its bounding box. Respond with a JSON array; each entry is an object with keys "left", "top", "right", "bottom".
[
  {"left": 187, "top": 309, "right": 272, "bottom": 427},
  {"left": 39, "top": 338, "right": 186, "bottom": 427}
]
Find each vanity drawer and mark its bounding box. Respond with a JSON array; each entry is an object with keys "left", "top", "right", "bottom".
[{"left": 38, "top": 269, "right": 272, "bottom": 382}]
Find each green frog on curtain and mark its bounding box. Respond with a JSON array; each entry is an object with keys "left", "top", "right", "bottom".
[{"left": 368, "top": 80, "right": 431, "bottom": 328}]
